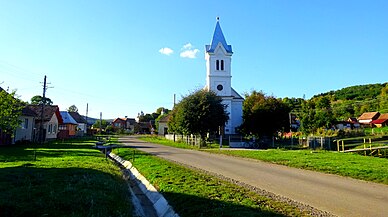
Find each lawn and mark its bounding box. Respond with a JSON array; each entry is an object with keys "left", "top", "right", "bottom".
[
  {"left": 113, "top": 147, "right": 309, "bottom": 217},
  {"left": 139, "top": 135, "right": 388, "bottom": 185},
  {"left": 0, "top": 138, "right": 132, "bottom": 217}
]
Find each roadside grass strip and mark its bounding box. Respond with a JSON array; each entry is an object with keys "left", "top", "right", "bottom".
[
  {"left": 139, "top": 136, "right": 388, "bottom": 185},
  {"left": 113, "top": 148, "right": 309, "bottom": 217},
  {"left": 0, "top": 138, "right": 132, "bottom": 217},
  {"left": 206, "top": 149, "right": 388, "bottom": 185}
]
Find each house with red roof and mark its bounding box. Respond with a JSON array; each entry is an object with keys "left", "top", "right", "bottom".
[
  {"left": 357, "top": 112, "right": 380, "bottom": 125},
  {"left": 370, "top": 113, "right": 388, "bottom": 128}
]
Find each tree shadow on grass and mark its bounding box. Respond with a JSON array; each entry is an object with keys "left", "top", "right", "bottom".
[
  {"left": 162, "top": 191, "right": 286, "bottom": 217},
  {"left": 0, "top": 166, "right": 132, "bottom": 217}
]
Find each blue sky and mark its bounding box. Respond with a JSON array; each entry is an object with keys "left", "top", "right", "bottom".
[{"left": 1, "top": 1, "right": 387, "bottom": 119}]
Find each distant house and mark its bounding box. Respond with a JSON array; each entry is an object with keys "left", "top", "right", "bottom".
[
  {"left": 69, "top": 112, "right": 87, "bottom": 136},
  {"left": 27, "top": 105, "right": 63, "bottom": 141},
  {"left": 358, "top": 112, "right": 380, "bottom": 124},
  {"left": 14, "top": 107, "right": 37, "bottom": 144},
  {"left": 347, "top": 117, "right": 361, "bottom": 128},
  {"left": 370, "top": 113, "right": 388, "bottom": 128},
  {"left": 158, "top": 115, "right": 170, "bottom": 135},
  {"left": 112, "top": 117, "right": 136, "bottom": 132},
  {"left": 58, "top": 111, "right": 78, "bottom": 139}
]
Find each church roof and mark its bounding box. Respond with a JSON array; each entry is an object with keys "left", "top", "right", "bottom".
[
  {"left": 231, "top": 88, "right": 244, "bottom": 100},
  {"left": 206, "top": 19, "right": 233, "bottom": 54}
]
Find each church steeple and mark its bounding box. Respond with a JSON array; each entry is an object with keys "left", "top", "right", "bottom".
[{"left": 206, "top": 18, "right": 233, "bottom": 54}]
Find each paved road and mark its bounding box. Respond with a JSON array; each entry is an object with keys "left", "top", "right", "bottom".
[{"left": 119, "top": 136, "right": 388, "bottom": 217}]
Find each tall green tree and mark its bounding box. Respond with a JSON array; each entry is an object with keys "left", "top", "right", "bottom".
[
  {"left": 240, "top": 91, "right": 290, "bottom": 137},
  {"left": 168, "top": 90, "right": 228, "bottom": 145},
  {"left": 31, "top": 95, "right": 53, "bottom": 105},
  {"left": 300, "top": 96, "right": 335, "bottom": 134},
  {"left": 0, "top": 90, "right": 25, "bottom": 134}
]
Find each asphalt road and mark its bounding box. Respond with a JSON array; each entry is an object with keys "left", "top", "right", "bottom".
[{"left": 119, "top": 136, "right": 388, "bottom": 217}]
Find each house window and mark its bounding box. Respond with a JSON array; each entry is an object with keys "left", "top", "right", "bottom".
[
  {"left": 216, "top": 60, "right": 219, "bottom": 70},
  {"left": 21, "top": 118, "right": 28, "bottom": 129},
  {"left": 59, "top": 125, "right": 66, "bottom": 130},
  {"left": 53, "top": 124, "right": 57, "bottom": 133},
  {"left": 221, "top": 60, "right": 224, "bottom": 70},
  {"left": 48, "top": 124, "right": 52, "bottom": 134}
]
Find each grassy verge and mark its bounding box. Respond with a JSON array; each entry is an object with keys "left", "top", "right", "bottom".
[
  {"left": 113, "top": 147, "right": 309, "bottom": 217},
  {"left": 0, "top": 138, "right": 132, "bottom": 217},
  {"left": 206, "top": 149, "right": 388, "bottom": 184},
  {"left": 139, "top": 135, "right": 220, "bottom": 149},
  {"left": 139, "top": 136, "right": 388, "bottom": 185}
]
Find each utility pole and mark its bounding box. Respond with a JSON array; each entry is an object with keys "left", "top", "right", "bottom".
[
  {"left": 40, "top": 75, "right": 47, "bottom": 144},
  {"left": 99, "top": 112, "right": 102, "bottom": 134},
  {"left": 85, "top": 103, "right": 88, "bottom": 134}
]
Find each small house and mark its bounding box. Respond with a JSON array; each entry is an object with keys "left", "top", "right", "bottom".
[
  {"left": 357, "top": 112, "right": 380, "bottom": 125},
  {"left": 58, "top": 111, "right": 78, "bottom": 139},
  {"left": 27, "top": 105, "right": 63, "bottom": 141},
  {"left": 370, "top": 113, "right": 388, "bottom": 128},
  {"left": 69, "top": 112, "right": 88, "bottom": 136},
  {"left": 14, "top": 107, "right": 37, "bottom": 143},
  {"left": 158, "top": 115, "right": 170, "bottom": 135}
]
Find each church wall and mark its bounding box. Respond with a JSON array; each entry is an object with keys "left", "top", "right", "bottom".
[{"left": 231, "top": 100, "right": 243, "bottom": 133}]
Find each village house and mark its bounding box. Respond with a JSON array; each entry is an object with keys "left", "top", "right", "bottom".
[
  {"left": 158, "top": 115, "right": 170, "bottom": 135},
  {"left": 27, "top": 105, "right": 63, "bottom": 141},
  {"left": 58, "top": 111, "right": 78, "bottom": 139},
  {"left": 69, "top": 111, "right": 88, "bottom": 136},
  {"left": 13, "top": 107, "right": 37, "bottom": 144},
  {"left": 370, "top": 113, "right": 388, "bottom": 128},
  {"left": 357, "top": 112, "right": 380, "bottom": 125},
  {"left": 112, "top": 117, "right": 136, "bottom": 132}
]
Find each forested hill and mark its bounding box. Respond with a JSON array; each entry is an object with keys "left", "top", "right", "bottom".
[
  {"left": 309, "top": 82, "right": 388, "bottom": 119},
  {"left": 313, "top": 82, "right": 387, "bottom": 101}
]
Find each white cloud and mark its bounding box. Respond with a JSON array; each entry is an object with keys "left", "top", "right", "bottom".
[
  {"left": 182, "top": 43, "right": 193, "bottom": 49},
  {"left": 180, "top": 49, "right": 200, "bottom": 59},
  {"left": 180, "top": 43, "right": 200, "bottom": 59},
  {"left": 158, "top": 47, "right": 174, "bottom": 56}
]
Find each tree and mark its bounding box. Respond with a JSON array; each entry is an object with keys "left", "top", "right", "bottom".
[
  {"left": 299, "top": 96, "right": 335, "bottom": 134},
  {"left": 0, "top": 90, "right": 25, "bottom": 134},
  {"left": 67, "top": 105, "right": 78, "bottom": 113},
  {"left": 31, "top": 95, "right": 53, "bottom": 105},
  {"left": 168, "top": 89, "right": 228, "bottom": 145},
  {"left": 240, "top": 90, "right": 290, "bottom": 138},
  {"left": 92, "top": 119, "right": 108, "bottom": 131}
]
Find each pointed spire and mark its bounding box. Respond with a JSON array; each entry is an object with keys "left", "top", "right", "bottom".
[{"left": 206, "top": 17, "right": 233, "bottom": 53}]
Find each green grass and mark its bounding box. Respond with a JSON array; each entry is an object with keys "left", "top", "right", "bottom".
[
  {"left": 364, "top": 126, "right": 388, "bottom": 135},
  {"left": 139, "top": 135, "right": 220, "bottom": 149},
  {"left": 113, "top": 148, "right": 309, "bottom": 217},
  {"left": 139, "top": 136, "right": 388, "bottom": 185},
  {"left": 206, "top": 149, "right": 388, "bottom": 185},
  {"left": 0, "top": 138, "right": 132, "bottom": 217}
]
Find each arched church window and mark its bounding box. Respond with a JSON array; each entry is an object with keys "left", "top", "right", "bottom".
[
  {"left": 221, "top": 60, "right": 224, "bottom": 70},
  {"left": 216, "top": 60, "right": 219, "bottom": 70}
]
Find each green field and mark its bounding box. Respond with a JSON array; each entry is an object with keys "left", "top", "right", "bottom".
[
  {"left": 0, "top": 138, "right": 132, "bottom": 217},
  {"left": 113, "top": 147, "right": 309, "bottom": 217},
  {"left": 140, "top": 136, "right": 388, "bottom": 185}
]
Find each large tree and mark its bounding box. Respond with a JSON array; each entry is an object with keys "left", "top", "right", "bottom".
[
  {"left": 168, "top": 90, "right": 228, "bottom": 145},
  {"left": 30, "top": 95, "right": 53, "bottom": 105},
  {"left": 299, "top": 96, "right": 335, "bottom": 134},
  {"left": 240, "top": 90, "right": 290, "bottom": 137},
  {"left": 0, "top": 90, "right": 25, "bottom": 134}
]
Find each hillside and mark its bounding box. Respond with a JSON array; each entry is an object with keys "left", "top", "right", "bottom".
[
  {"left": 313, "top": 82, "right": 387, "bottom": 101},
  {"left": 312, "top": 82, "right": 388, "bottom": 119}
]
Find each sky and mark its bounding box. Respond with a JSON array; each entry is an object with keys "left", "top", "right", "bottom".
[{"left": 1, "top": 1, "right": 387, "bottom": 119}]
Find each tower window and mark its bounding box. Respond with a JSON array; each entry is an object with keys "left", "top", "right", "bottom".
[
  {"left": 221, "top": 60, "right": 224, "bottom": 70},
  {"left": 216, "top": 60, "right": 219, "bottom": 70}
]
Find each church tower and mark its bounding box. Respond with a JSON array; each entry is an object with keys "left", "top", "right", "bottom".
[{"left": 205, "top": 18, "right": 243, "bottom": 134}]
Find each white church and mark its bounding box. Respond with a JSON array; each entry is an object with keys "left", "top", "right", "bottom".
[{"left": 204, "top": 18, "right": 243, "bottom": 135}]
